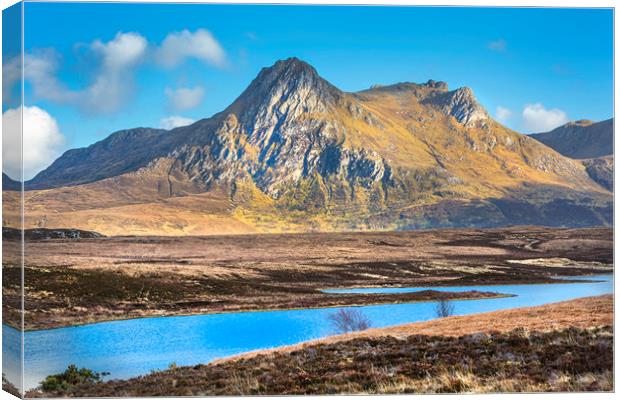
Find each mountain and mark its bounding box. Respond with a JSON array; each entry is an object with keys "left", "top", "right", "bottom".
[
  {"left": 4, "top": 58, "right": 612, "bottom": 235},
  {"left": 27, "top": 127, "right": 172, "bottom": 189},
  {"left": 530, "top": 119, "right": 613, "bottom": 159},
  {"left": 529, "top": 119, "right": 613, "bottom": 192},
  {"left": 2, "top": 173, "right": 20, "bottom": 191}
]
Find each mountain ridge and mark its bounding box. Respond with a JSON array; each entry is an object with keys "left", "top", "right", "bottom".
[
  {"left": 27, "top": 58, "right": 495, "bottom": 191},
  {"left": 529, "top": 118, "right": 613, "bottom": 192},
  {"left": 6, "top": 57, "right": 612, "bottom": 235},
  {"left": 530, "top": 118, "right": 613, "bottom": 159}
]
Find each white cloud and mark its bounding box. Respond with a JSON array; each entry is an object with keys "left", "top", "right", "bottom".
[
  {"left": 165, "top": 86, "right": 205, "bottom": 111},
  {"left": 156, "top": 29, "right": 226, "bottom": 68},
  {"left": 522, "top": 103, "right": 569, "bottom": 132},
  {"left": 21, "top": 30, "right": 226, "bottom": 116},
  {"left": 91, "top": 32, "right": 147, "bottom": 70},
  {"left": 160, "top": 116, "right": 196, "bottom": 130},
  {"left": 2, "top": 106, "right": 65, "bottom": 180},
  {"left": 23, "top": 32, "right": 147, "bottom": 115},
  {"left": 488, "top": 39, "right": 507, "bottom": 52},
  {"left": 2, "top": 56, "right": 21, "bottom": 106},
  {"left": 24, "top": 50, "right": 76, "bottom": 104},
  {"left": 495, "top": 106, "right": 512, "bottom": 122}
]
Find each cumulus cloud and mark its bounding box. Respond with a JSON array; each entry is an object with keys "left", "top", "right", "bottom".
[
  {"left": 2, "top": 106, "right": 65, "bottom": 180},
  {"left": 488, "top": 39, "right": 507, "bottom": 52},
  {"left": 165, "top": 86, "right": 205, "bottom": 111},
  {"left": 20, "top": 29, "right": 226, "bottom": 117},
  {"left": 495, "top": 106, "right": 512, "bottom": 122},
  {"left": 24, "top": 50, "right": 79, "bottom": 104},
  {"left": 156, "top": 29, "right": 226, "bottom": 68},
  {"left": 91, "top": 31, "right": 147, "bottom": 70},
  {"left": 522, "top": 103, "right": 569, "bottom": 132},
  {"left": 23, "top": 32, "right": 147, "bottom": 115},
  {"left": 160, "top": 115, "right": 196, "bottom": 130}
]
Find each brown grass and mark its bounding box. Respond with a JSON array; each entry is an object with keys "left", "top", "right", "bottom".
[
  {"left": 2, "top": 227, "right": 612, "bottom": 330},
  {"left": 218, "top": 294, "right": 613, "bottom": 363}
]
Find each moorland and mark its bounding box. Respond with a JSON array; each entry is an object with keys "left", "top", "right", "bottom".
[{"left": 2, "top": 226, "right": 612, "bottom": 330}]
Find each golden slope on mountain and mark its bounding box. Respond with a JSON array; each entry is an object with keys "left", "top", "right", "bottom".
[{"left": 2, "top": 59, "right": 611, "bottom": 236}]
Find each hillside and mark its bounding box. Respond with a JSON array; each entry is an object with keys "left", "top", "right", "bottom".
[
  {"left": 530, "top": 119, "right": 613, "bottom": 159},
  {"left": 2, "top": 173, "right": 20, "bottom": 191},
  {"left": 529, "top": 119, "right": 613, "bottom": 192},
  {"left": 3, "top": 58, "right": 612, "bottom": 235},
  {"left": 582, "top": 155, "right": 613, "bottom": 191}
]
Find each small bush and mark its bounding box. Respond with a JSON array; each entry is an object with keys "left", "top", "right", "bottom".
[
  {"left": 328, "top": 309, "right": 371, "bottom": 333},
  {"left": 435, "top": 299, "right": 455, "bottom": 318},
  {"left": 40, "top": 365, "right": 108, "bottom": 392}
]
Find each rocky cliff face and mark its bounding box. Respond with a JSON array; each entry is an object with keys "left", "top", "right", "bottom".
[
  {"left": 150, "top": 58, "right": 393, "bottom": 201},
  {"left": 423, "top": 86, "right": 488, "bottom": 126},
  {"left": 17, "top": 57, "right": 612, "bottom": 234},
  {"left": 583, "top": 156, "right": 613, "bottom": 191}
]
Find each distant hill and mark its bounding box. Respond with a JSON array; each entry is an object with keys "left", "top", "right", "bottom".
[
  {"left": 530, "top": 119, "right": 613, "bottom": 159},
  {"left": 2, "top": 173, "right": 20, "bottom": 191},
  {"left": 530, "top": 119, "right": 613, "bottom": 192},
  {"left": 3, "top": 58, "right": 611, "bottom": 235}
]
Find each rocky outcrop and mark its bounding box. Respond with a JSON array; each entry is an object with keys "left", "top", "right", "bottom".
[
  {"left": 2, "top": 227, "right": 104, "bottom": 240},
  {"left": 423, "top": 87, "right": 488, "bottom": 126},
  {"left": 136, "top": 58, "right": 391, "bottom": 199},
  {"left": 583, "top": 156, "right": 613, "bottom": 191}
]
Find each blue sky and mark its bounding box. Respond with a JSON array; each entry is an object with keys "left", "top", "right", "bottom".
[{"left": 2, "top": 3, "right": 614, "bottom": 179}]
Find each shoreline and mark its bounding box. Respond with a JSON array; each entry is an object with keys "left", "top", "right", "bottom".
[
  {"left": 319, "top": 274, "right": 610, "bottom": 291},
  {"left": 4, "top": 227, "right": 612, "bottom": 332},
  {"left": 27, "top": 294, "right": 614, "bottom": 397},
  {"left": 210, "top": 293, "right": 615, "bottom": 366},
  {"left": 7, "top": 273, "right": 613, "bottom": 332},
  {"left": 10, "top": 291, "right": 514, "bottom": 332}
]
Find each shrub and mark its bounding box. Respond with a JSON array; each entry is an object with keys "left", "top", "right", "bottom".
[
  {"left": 328, "top": 308, "right": 371, "bottom": 333},
  {"left": 435, "top": 299, "right": 455, "bottom": 318},
  {"left": 40, "top": 365, "right": 108, "bottom": 392}
]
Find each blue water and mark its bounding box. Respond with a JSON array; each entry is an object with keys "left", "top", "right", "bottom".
[{"left": 3, "top": 274, "right": 613, "bottom": 390}]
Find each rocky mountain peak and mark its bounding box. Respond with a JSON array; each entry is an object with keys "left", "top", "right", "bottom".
[
  {"left": 255, "top": 57, "right": 321, "bottom": 90},
  {"left": 269, "top": 57, "right": 318, "bottom": 77},
  {"left": 166, "top": 58, "right": 355, "bottom": 197},
  {"left": 228, "top": 57, "right": 342, "bottom": 118},
  {"left": 425, "top": 79, "right": 449, "bottom": 90},
  {"left": 18, "top": 57, "right": 611, "bottom": 232},
  {"left": 423, "top": 86, "right": 488, "bottom": 126}
]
